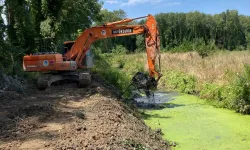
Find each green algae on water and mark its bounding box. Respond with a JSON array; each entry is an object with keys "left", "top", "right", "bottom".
[{"left": 143, "top": 94, "right": 250, "bottom": 150}]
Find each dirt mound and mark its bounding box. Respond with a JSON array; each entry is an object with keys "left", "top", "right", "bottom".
[
  {"left": 0, "top": 71, "right": 27, "bottom": 94},
  {"left": 0, "top": 91, "right": 22, "bottom": 101},
  {"left": 0, "top": 75, "right": 170, "bottom": 150},
  {"left": 8, "top": 104, "right": 55, "bottom": 119}
]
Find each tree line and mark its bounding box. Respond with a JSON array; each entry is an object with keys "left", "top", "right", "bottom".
[
  {"left": 94, "top": 9, "right": 250, "bottom": 54},
  {"left": 156, "top": 10, "right": 250, "bottom": 52},
  {"left": 1, "top": 0, "right": 250, "bottom": 74},
  {"left": 0, "top": 0, "right": 102, "bottom": 74}
]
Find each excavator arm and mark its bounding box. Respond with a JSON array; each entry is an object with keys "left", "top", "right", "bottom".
[{"left": 64, "top": 14, "right": 161, "bottom": 80}]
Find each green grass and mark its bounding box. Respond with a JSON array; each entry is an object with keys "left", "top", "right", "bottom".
[
  {"left": 92, "top": 52, "right": 146, "bottom": 97},
  {"left": 143, "top": 94, "right": 250, "bottom": 150}
]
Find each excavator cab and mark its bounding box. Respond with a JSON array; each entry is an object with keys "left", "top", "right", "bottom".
[{"left": 63, "top": 41, "right": 75, "bottom": 55}]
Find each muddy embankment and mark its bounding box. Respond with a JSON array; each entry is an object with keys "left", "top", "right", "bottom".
[{"left": 0, "top": 73, "right": 170, "bottom": 150}]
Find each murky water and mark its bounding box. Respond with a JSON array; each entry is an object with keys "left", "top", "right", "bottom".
[{"left": 133, "top": 91, "right": 179, "bottom": 108}]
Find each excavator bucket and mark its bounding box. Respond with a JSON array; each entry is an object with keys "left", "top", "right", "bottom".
[
  {"left": 129, "top": 15, "right": 162, "bottom": 97},
  {"left": 131, "top": 15, "right": 161, "bottom": 92}
]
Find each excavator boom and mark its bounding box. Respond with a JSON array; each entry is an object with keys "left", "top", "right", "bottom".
[{"left": 64, "top": 25, "right": 146, "bottom": 64}]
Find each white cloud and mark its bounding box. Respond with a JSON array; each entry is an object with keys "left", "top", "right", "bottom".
[
  {"left": 165, "top": 2, "right": 181, "bottom": 6},
  {"left": 153, "top": 1, "right": 181, "bottom": 9},
  {"left": 105, "top": 0, "right": 121, "bottom": 4},
  {"left": 121, "top": 0, "right": 163, "bottom": 6}
]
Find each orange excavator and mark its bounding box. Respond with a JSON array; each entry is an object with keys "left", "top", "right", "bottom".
[{"left": 23, "top": 14, "right": 162, "bottom": 91}]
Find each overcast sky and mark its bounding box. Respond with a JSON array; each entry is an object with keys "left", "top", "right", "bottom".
[{"left": 103, "top": 0, "right": 250, "bottom": 18}]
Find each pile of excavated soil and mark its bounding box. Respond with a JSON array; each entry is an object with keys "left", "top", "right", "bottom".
[{"left": 0, "top": 74, "right": 170, "bottom": 150}]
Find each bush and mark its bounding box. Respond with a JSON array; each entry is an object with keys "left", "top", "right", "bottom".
[
  {"left": 112, "top": 45, "right": 127, "bottom": 54},
  {"left": 118, "top": 59, "right": 125, "bottom": 69},
  {"left": 92, "top": 53, "right": 132, "bottom": 97},
  {"left": 165, "top": 71, "right": 197, "bottom": 94},
  {"left": 135, "top": 35, "right": 145, "bottom": 53},
  {"left": 226, "top": 65, "right": 250, "bottom": 114},
  {"left": 198, "top": 65, "right": 250, "bottom": 114},
  {"left": 160, "top": 66, "right": 250, "bottom": 114},
  {"left": 170, "top": 40, "right": 193, "bottom": 53},
  {"left": 199, "top": 83, "right": 223, "bottom": 101},
  {"left": 163, "top": 38, "right": 218, "bottom": 57}
]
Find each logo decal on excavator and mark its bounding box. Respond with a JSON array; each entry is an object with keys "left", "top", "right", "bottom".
[
  {"left": 27, "top": 65, "right": 37, "bottom": 68},
  {"left": 43, "top": 60, "right": 49, "bottom": 67},
  {"left": 152, "top": 24, "right": 155, "bottom": 30},
  {"left": 101, "top": 30, "right": 106, "bottom": 35},
  {"left": 112, "top": 28, "right": 133, "bottom": 34}
]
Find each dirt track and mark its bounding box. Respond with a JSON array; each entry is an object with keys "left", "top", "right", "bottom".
[{"left": 0, "top": 74, "right": 170, "bottom": 150}]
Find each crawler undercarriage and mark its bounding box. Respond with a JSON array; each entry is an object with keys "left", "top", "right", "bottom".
[{"left": 37, "top": 71, "right": 91, "bottom": 90}]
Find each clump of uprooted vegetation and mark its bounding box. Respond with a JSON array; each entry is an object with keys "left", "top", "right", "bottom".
[{"left": 95, "top": 50, "right": 250, "bottom": 114}]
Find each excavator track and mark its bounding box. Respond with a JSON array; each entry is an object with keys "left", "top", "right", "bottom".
[
  {"left": 37, "top": 74, "right": 50, "bottom": 90},
  {"left": 37, "top": 72, "right": 91, "bottom": 90},
  {"left": 78, "top": 72, "right": 91, "bottom": 88}
]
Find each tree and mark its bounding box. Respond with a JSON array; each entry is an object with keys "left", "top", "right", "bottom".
[
  {"left": 5, "top": 0, "right": 35, "bottom": 53},
  {"left": 0, "top": 3, "right": 7, "bottom": 67},
  {"left": 4, "top": 0, "right": 102, "bottom": 52},
  {"left": 98, "top": 9, "right": 126, "bottom": 24},
  {"left": 1, "top": 0, "right": 103, "bottom": 74},
  {"left": 39, "top": 0, "right": 102, "bottom": 42},
  {"left": 239, "top": 15, "right": 250, "bottom": 49},
  {"left": 0, "top": 3, "right": 4, "bottom": 42}
]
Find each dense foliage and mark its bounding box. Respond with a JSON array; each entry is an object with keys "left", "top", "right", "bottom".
[
  {"left": 156, "top": 10, "right": 250, "bottom": 52},
  {"left": 0, "top": 0, "right": 102, "bottom": 74}
]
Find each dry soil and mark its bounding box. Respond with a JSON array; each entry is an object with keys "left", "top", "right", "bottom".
[{"left": 0, "top": 74, "right": 170, "bottom": 150}]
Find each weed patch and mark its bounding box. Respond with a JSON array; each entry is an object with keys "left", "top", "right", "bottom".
[
  {"left": 163, "top": 71, "right": 197, "bottom": 94},
  {"left": 92, "top": 53, "right": 132, "bottom": 97}
]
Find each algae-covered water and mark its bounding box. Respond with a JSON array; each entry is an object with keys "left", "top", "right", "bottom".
[{"left": 137, "top": 93, "right": 250, "bottom": 150}]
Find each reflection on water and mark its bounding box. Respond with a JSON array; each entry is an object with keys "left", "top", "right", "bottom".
[{"left": 133, "top": 91, "right": 178, "bottom": 108}]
